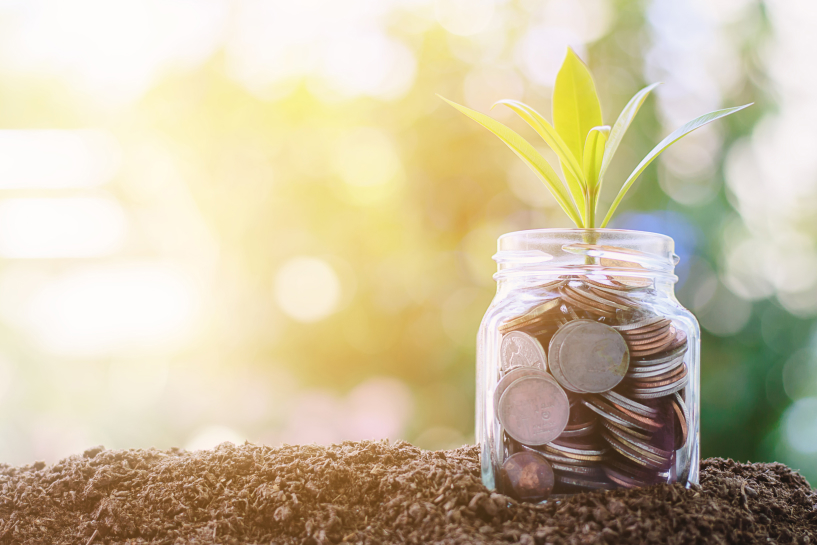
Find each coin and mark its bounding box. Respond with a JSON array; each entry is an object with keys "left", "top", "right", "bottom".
[
  {"left": 613, "top": 317, "right": 667, "bottom": 332},
  {"left": 499, "top": 298, "right": 562, "bottom": 333},
  {"left": 493, "top": 367, "right": 551, "bottom": 410},
  {"left": 600, "top": 391, "right": 658, "bottom": 418},
  {"left": 550, "top": 463, "right": 606, "bottom": 478},
  {"left": 500, "top": 451, "right": 555, "bottom": 502},
  {"left": 627, "top": 355, "right": 685, "bottom": 377},
  {"left": 563, "top": 286, "right": 620, "bottom": 313},
  {"left": 672, "top": 392, "right": 688, "bottom": 450},
  {"left": 626, "top": 374, "right": 689, "bottom": 399},
  {"left": 630, "top": 364, "right": 687, "bottom": 388},
  {"left": 557, "top": 421, "right": 596, "bottom": 438},
  {"left": 557, "top": 321, "right": 629, "bottom": 393},
  {"left": 601, "top": 431, "right": 671, "bottom": 470},
  {"left": 582, "top": 396, "right": 662, "bottom": 432},
  {"left": 547, "top": 321, "right": 585, "bottom": 393},
  {"left": 665, "top": 329, "right": 688, "bottom": 352},
  {"left": 559, "top": 289, "right": 616, "bottom": 318},
  {"left": 632, "top": 344, "right": 688, "bottom": 366},
  {"left": 497, "top": 373, "right": 570, "bottom": 446},
  {"left": 602, "top": 422, "right": 673, "bottom": 459},
  {"left": 500, "top": 331, "right": 548, "bottom": 373},
  {"left": 569, "top": 285, "right": 633, "bottom": 311},
  {"left": 554, "top": 474, "right": 616, "bottom": 490}
]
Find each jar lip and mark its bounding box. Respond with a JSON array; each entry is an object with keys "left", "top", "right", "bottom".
[
  {"left": 497, "top": 228, "right": 674, "bottom": 245},
  {"left": 494, "top": 227, "right": 679, "bottom": 283}
]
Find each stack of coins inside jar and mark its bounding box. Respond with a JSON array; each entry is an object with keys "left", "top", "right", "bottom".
[{"left": 494, "top": 274, "right": 689, "bottom": 502}]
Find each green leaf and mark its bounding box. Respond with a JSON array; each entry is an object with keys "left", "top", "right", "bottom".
[
  {"left": 582, "top": 126, "right": 609, "bottom": 228},
  {"left": 598, "top": 82, "right": 660, "bottom": 186},
  {"left": 600, "top": 103, "right": 753, "bottom": 228},
  {"left": 439, "top": 95, "right": 584, "bottom": 227},
  {"left": 492, "top": 99, "right": 586, "bottom": 215},
  {"left": 553, "top": 48, "right": 603, "bottom": 165}
]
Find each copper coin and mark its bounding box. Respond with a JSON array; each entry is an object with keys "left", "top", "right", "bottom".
[
  {"left": 665, "top": 329, "right": 688, "bottom": 352},
  {"left": 630, "top": 339, "right": 675, "bottom": 358},
  {"left": 627, "top": 374, "right": 689, "bottom": 399},
  {"left": 500, "top": 331, "right": 547, "bottom": 373},
  {"left": 558, "top": 321, "right": 629, "bottom": 393},
  {"left": 501, "top": 451, "right": 554, "bottom": 502},
  {"left": 623, "top": 326, "right": 672, "bottom": 343},
  {"left": 497, "top": 374, "right": 570, "bottom": 446}
]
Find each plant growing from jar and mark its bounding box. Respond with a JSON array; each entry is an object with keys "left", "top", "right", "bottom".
[{"left": 441, "top": 50, "right": 750, "bottom": 500}]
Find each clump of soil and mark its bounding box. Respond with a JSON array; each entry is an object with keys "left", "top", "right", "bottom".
[{"left": 0, "top": 441, "right": 814, "bottom": 544}]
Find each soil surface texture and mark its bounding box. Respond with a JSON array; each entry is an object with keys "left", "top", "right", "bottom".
[{"left": 0, "top": 441, "right": 814, "bottom": 544}]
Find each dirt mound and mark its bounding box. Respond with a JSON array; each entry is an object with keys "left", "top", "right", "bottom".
[{"left": 0, "top": 441, "right": 814, "bottom": 544}]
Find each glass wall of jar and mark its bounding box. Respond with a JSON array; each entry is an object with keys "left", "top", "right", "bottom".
[{"left": 476, "top": 229, "right": 700, "bottom": 501}]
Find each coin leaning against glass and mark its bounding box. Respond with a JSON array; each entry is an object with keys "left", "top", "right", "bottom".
[
  {"left": 500, "top": 331, "right": 547, "bottom": 373},
  {"left": 501, "top": 450, "right": 555, "bottom": 501},
  {"left": 556, "top": 320, "right": 630, "bottom": 393},
  {"left": 497, "top": 373, "right": 570, "bottom": 446}
]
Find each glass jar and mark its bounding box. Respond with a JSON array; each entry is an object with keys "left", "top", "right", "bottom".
[{"left": 476, "top": 229, "right": 699, "bottom": 501}]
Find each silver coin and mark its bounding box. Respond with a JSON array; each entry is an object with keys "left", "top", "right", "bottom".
[
  {"left": 494, "top": 367, "right": 550, "bottom": 410},
  {"left": 627, "top": 375, "right": 689, "bottom": 399},
  {"left": 627, "top": 355, "right": 685, "bottom": 377},
  {"left": 603, "top": 421, "right": 673, "bottom": 459},
  {"left": 600, "top": 391, "right": 658, "bottom": 418},
  {"left": 498, "top": 374, "right": 570, "bottom": 446},
  {"left": 558, "top": 321, "right": 629, "bottom": 393},
  {"left": 554, "top": 474, "right": 615, "bottom": 490},
  {"left": 613, "top": 316, "right": 666, "bottom": 332},
  {"left": 501, "top": 331, "right": 547, "bottom": 373},
  {"left": 547, "top": 321, "right": 585, "bottom": 393},
  {"left": 632, "top": 345, "right": 688, "bottom": 366}
]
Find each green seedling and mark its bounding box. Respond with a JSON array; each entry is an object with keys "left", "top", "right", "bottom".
[{"left": 441, "top": 49, "right": 750, "bottom": 228}]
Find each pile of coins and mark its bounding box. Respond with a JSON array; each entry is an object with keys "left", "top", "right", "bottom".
[{"left": 493, "top": 275, "right": 690, "bottom": 501}]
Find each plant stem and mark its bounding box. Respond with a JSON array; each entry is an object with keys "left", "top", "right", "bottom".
[{"left": 584, "top": 191, "right": 595, "bottom": 230}]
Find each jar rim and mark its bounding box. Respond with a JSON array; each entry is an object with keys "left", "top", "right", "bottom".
[
  {"left": 493, "top": 227, "right": 679, "bottom": 283},
  {"left": 497, "top": 228, "right": 674, "bottom": 245}
]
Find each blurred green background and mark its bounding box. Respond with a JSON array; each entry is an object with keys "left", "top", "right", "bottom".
[{"left": 0, "top": 0, "right": 814, "bottom": 484}]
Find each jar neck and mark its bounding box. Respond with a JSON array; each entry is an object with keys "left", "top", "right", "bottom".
[{"left": 493, "top": 228, "right": 679, "bottom": 286}]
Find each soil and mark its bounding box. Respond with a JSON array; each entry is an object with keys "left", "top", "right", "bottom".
[{"left": 0, "top": 441, "right": 814, "bottom": 544}]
